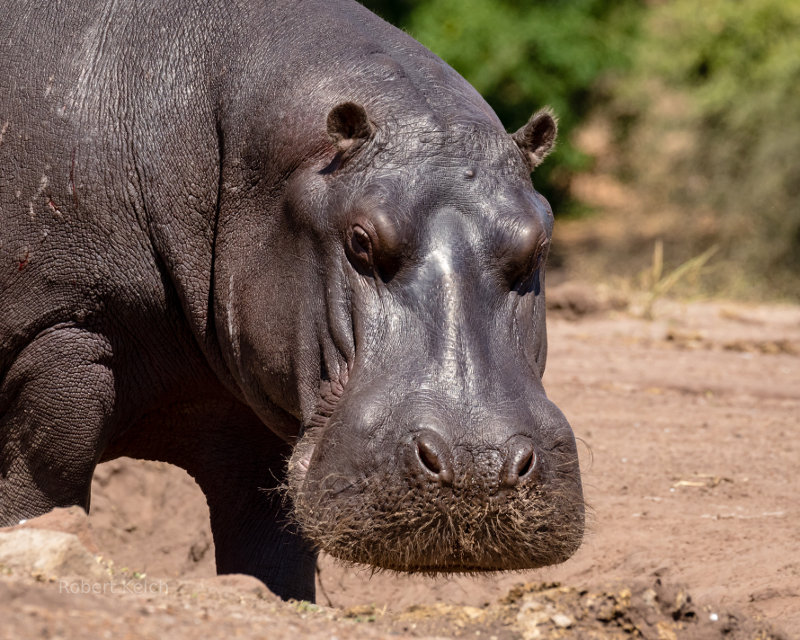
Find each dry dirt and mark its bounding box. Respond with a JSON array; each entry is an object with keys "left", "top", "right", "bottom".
[{"left": 1, "top": 293, "right": 798, "bottom": 639}]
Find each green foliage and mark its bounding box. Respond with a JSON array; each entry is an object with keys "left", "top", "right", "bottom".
[
  {"left": 360, "top": 0, "right": 643, "bottom": 212},
  {"left": 616, "top": 0, "right": 800, "bottom": 298}
]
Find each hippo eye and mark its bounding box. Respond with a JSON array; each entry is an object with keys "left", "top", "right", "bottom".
[
  {"left": 351, "top": 225, "right": 371, "bottom": 258},
  {"left": 347, "top": 224, "right": 374, "bottom": 273},
  {"left": 508, "top": 238, "right": 548, "bottom": 295},
  {"left": 346, "top": 215, "right": 404, "bottom": 281}
]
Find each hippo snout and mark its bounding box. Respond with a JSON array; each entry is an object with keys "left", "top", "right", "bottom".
[
  {"left": 287, "top": 397, "right": 584, "bottom": 574},
  {"left": 410, "top": 430, "right": 537, "bottom": 490}
]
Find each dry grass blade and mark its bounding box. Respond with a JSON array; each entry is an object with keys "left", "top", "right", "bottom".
[{"left": 642, "top": 243, "right": 719, "bottom": 319}]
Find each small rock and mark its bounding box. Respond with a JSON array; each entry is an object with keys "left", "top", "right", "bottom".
[
  {"left": 0, "top": 529, "right": 106, "bottom": 580},
  {"left": 461, "top": 606, "right": 484, "bottom": 620},
  {"left": 551, "top": 612, "right": 574, "bottom": 628},
  {"left": 517, "top": 608, "right": 550, "bottom": 627},
  {"left": 3, "top": 506, "right": 98, "bottom": 553},
  {"left": 518, "top": 597, "right": 544, "bottom": 613}
]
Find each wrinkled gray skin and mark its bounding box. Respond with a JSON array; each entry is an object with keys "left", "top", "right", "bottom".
[{"left": 0, "top": 0, "right": 584, "bottom": 601}]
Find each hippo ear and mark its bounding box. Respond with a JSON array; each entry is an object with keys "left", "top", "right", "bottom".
[
  {"left": 327, "top": 102, "right": 375, "bottom": 154},
  {"left": 512, "top": 107, "right": 558, "bottom": 171}
]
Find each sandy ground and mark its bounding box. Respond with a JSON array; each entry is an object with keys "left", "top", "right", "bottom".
[{"left": 1, "top": 293, "right": 798, "bottom": 639}]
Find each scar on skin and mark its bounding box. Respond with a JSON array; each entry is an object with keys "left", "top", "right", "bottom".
[
  {"left": 28, "top": 175, "right": 51, "bottom": 219},
  {"left": 0, "top": 121, "right": 8, "bottom": 145},
  {"left": 37, "top": 175, "right": 49, "bottom": 194},
  {"left": 48, "top": 199, "right": 63, "bottom": 217},
  {"left": 18, "top": 249, "right": 30, "bottom": 271}
]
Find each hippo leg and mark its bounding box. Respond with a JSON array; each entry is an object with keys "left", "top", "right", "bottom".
[
  {"left": 201, "top": 430, "right": 317, "bottom": 600},
  {"left": 0, "top": 325, "right": 115, "bottom": 525},
  {"left": 204, "top": 462, "right": 318, "bottom": 602}
]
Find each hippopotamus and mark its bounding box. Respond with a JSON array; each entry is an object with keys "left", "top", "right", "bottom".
[{"left": 0, "top": 0, "right": 584, "bottom": 601}]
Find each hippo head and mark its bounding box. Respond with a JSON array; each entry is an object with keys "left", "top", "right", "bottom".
[{"left": 214, "top": 99, "right": 584, "bottom": 573}]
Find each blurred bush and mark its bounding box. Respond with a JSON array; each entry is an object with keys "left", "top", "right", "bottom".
[
  {"left": 361, "top": 0, "right": 642, "bottom": 213},
  {"left": 611, "top": 0, "right": 800, "bottom": 299}
]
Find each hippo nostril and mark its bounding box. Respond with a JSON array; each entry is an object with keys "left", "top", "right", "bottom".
[
  {"left": 413, "top": 430, "right": 454, "bottom": 485},
  {"left": 417, "top": 440, "right": 442, "bottom": 474},
  {"left": 517, "top": 449, "right": 535, "bottom": 477},
  {"left": 501, "top": 436, "right": 537, "bottom": 488}
]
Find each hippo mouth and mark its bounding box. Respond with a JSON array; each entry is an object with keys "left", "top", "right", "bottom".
[{"left": 285, "top": 427, "right": 584, "bottom": 574}]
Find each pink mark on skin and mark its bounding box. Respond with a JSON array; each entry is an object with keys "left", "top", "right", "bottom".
[
  {"left": 18, "top": 251, "right": 30, "bottom": 271},
  {"left": 48, "top": 198, "right": 63, "bottom": 217}
]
